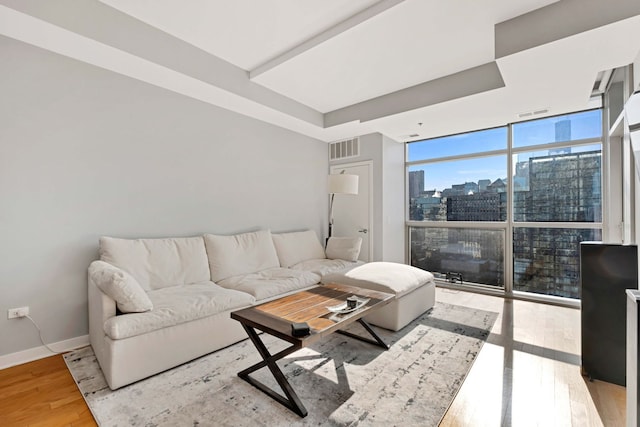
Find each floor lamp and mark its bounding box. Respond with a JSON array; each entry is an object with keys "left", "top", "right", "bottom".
[{"left": 328, "top": 171, "right": 359, "bottom": 242}]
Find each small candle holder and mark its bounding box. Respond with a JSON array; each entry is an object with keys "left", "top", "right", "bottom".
[{"left": 346, "top": 296, "right": 358, "bottom": 309}]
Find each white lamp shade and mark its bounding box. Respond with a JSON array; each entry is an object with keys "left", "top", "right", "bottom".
[{"left": 328, "top": 174, "right": 359, "bottom": 195}]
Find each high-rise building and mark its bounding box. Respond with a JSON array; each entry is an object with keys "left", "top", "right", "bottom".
[
  {"left": 513, "top": 150, "right": 601, "bottom": 222},
  {"left": 512, "top": 150, "right": 602, "bottom": 297},
  {"left": 408, "top": 170, "right": 425, "bottom": 199},
  {"left": 554, "top": 119, "right": 571, "bottom": 142}
]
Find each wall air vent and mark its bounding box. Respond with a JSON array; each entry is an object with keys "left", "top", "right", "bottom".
[
  {"left": 399, "top": 133, "right": 421, "bottom": 141},
  {"left": 518, "top": 108, "right": 549, "bottom": 119},
  {"left": 329, "top": 137, "right": 359, "bottom": 161}
]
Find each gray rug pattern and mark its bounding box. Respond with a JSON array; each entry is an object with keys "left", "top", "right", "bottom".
[{"left": 65, "top": 303, "right": 497, "bottom": 426}]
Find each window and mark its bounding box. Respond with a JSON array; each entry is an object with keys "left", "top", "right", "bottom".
[
  {"left": 410, "top": 227, "right": 504, "bottom": 287},
  {"left": 407, "top": 127, "right": 507, "bottom": 161},
  {"left": 513, "top": 228, "right": 601, "bottom": 298},
  {"left": 407, "top": 109, "right": 603, "bottom": 301},
  {"left": 408, "top": 156, "right": 507, "bottom": 221},
  {"left": 512, "top": 110, "right": 601, "bottom": 148},
  {"left": 513, "top": 146, "right": 602, "bottom": 222},
  {"left": 408, "top": 126, "right": 508, "bottom": 286}
]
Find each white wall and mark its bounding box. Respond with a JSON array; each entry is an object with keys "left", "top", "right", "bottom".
[
  {"left": 0, "top": 36, "right": 327, "bottom": 357},
  {"left": 356, "top": 133, "right": 386, "bottom": 261},
  {"left": 381, "top": 135, "right": 406, "bottom": 263}
]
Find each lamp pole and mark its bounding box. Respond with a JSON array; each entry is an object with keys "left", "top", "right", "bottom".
[
  {"left": 327, "top": 170, "right": 358, "bottom": 246},
  {"left": 328, "top": 192, "right": 336, "bottom": 239}
]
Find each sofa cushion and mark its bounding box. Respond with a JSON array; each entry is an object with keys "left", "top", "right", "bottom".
[
  {"left": 290, "top": 258, "right": 364, "bottom": 277},
  {"left": 321, "top": 262, "right": 435, "bottom": 298},
  {"left": 89, "top": 260, "right": 153, "bottom": 313},
  {"left": 204, "top": 230, "right": 280, "bottom": 282},
  {"left": 103, "top": 282, "right": 255, "bottom": 340},
  {"left": 325, "top": 237, "right": 362, "bottom": 261},
  {"left": 99, "top": 236, "right": 210, "bottom": 291},
  {"left": 217, "top": 268, "right": 320, "bottom": 302},
  {"left": 272, "top": 230, "right": 326, "bottom": 268}
]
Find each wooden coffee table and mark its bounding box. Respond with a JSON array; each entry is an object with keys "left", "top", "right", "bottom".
[{"left": 230, "top": 283, "right": 394, "bottom": 417}]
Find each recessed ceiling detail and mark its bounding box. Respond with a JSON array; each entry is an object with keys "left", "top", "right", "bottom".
[
  {"left": 324, "top": 62, "right": 506, "bottom": 127},
  {"left": 249, "top": 0, "right": 407, "bottom": 79},
  {"left": 1, "top": 0, "right": 639, "bottom": 142}
]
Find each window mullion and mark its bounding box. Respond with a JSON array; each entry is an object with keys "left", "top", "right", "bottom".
[{"left": 506, "top": 123, "right": 514, "bottom": 293}]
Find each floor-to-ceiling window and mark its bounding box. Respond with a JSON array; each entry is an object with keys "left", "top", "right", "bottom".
[{"left": 407, "top": 109, "right": 603, "bottom": 301}]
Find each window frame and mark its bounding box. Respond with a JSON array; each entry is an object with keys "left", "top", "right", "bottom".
[{"left": 405, "top": 108, "right": 604, "bottom": 307}]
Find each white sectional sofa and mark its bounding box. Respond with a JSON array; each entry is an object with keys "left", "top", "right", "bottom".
[{"left": 88, "top": 229, "right": 434, "bottom": 390}]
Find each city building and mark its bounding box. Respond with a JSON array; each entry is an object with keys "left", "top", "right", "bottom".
[
  {"left": 478, "top": 179, "right": 491, "bottom": 192},
  {"left": 486, "top": 178, "right": 507, "bottom": 193},
  {"left": 408, "top": 170, "right": 425, "bottom": 198},
  {"left": 446, "top": 192, "right": 507, "bottom": 221},
  {"left": 513, "top": 151, "right": 602, "bottom": 223}
]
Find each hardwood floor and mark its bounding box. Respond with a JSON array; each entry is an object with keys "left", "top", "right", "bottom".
[
  {"left": 438, "top": 288, "right": 625, "bottom": 427},
  {"left": 0, "top": 355, "right": 96, "bottom": 426},
  {"left": 0, "top": 288, "right": 625, "bottom": 426}
]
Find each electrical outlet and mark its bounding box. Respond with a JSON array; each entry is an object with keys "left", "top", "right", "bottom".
[{"left": 8, "top": 306, "right": 29, "bottom": 319}]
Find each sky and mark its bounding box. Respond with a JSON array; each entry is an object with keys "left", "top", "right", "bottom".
[{"left": 407, "top": 109, "right": 602, "bottom": 192}]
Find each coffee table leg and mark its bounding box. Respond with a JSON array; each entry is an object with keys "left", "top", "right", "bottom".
[
  {"left": 237, "top": 324, "right": 308, "bottom": 417},
  {"left": 336, "top": 318, "right": 389, "bottom": 350}
]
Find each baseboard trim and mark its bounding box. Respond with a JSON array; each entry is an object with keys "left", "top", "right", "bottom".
[{"left": 0, "top": 335, "right": 90, "bottom": 370}]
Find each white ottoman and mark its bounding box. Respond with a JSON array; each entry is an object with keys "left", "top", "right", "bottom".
[{"left": 321, "top": 262, "right": 435, "bottom": 331}]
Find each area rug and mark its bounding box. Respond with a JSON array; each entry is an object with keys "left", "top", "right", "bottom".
[{"left": 65, "top": 302, "right": 497, "bottom": 426}]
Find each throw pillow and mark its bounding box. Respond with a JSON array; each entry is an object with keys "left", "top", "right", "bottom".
[
  {"left": 325, "top": 237, "right": 362, "bottom": 261},
  {"left": 272, "top": 230, "right": 326, "bottom": 267},
  {"left": 204, "top": 229, "right": 280, "bottom": 282},
  {"left": 99, "top": 236, "right": 210, "bottom": 290},
  {"left": 89, "top": 260, "right": 153, "bottom": 313}
]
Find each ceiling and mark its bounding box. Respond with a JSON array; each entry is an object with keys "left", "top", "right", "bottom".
[{"left": 1, "top": 0, "right": 640, "bottom": 142}]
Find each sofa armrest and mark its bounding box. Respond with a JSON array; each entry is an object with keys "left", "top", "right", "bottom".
[
  {"left": 89, "top": 275, "right": 117, "bottom": 323},
  {"left": 88, "top": 273, "right": 116, "bottom": 358}
]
